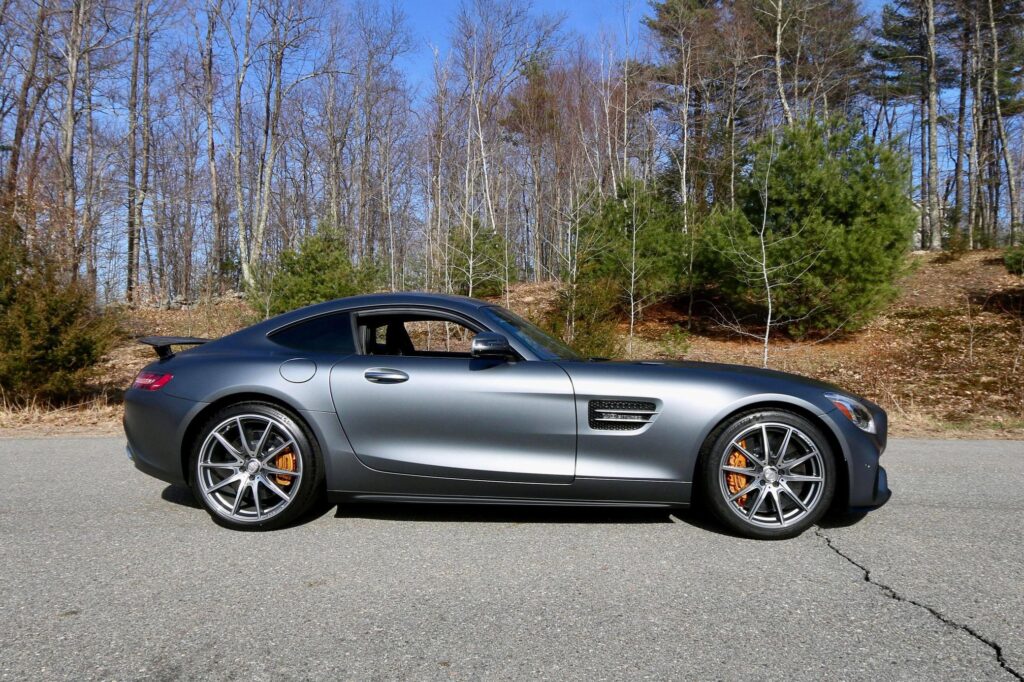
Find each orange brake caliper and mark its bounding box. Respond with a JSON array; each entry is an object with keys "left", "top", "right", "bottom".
[
  {"left": 726, "top": 439, "right": 749, "bottom": 507},
  {"left": 273, "top": 449, "right": 297, "bottom": 486}
]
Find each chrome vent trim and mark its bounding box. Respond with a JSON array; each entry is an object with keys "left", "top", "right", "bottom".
[{"left": 588, "top": 400, "right": 657, "bottom": 431}]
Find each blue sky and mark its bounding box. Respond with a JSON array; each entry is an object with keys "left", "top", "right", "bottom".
[{"left": 397, "top": 0, "right": 889, "bottom": 93}]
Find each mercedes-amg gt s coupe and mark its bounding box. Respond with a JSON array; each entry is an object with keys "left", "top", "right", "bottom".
[{"left": 124, "top": 293, "right": 890, "bottom": 539}]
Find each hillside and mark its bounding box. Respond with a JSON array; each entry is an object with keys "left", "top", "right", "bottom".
[{"left": 3, "top": 251, "right": 1021, "bottom": 438}]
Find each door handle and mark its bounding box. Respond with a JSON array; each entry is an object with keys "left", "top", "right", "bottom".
[{"left": 364, "top": 368, "right": 409, "bottom": 384}]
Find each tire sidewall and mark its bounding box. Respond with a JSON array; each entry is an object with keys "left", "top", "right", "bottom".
[
  {"left": 701, "top": 409, "right": 836, "bottom": 540},
  {"left": 189, "top": 401, "right": 321, "bottom": 531}
]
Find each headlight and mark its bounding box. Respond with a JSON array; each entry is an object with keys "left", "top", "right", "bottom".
[{"left": 825, "top": 392, "right": 875, "bottom": 433}]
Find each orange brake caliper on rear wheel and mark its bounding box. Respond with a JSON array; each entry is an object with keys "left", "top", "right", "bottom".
[
  {"left": 273, "top": 450, "right": 297, "bottom": 486},
  {"left": 726, "top": 439, "right": 749, "bottom": 507}
]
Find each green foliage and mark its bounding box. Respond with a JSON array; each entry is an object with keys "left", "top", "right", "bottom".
[
  {"left": 545, "top": 278, "right": 621, "bottom": 359},
  {"left": 659, "top": 324, "right": 692, "bottom": 358},
  {"left": 549, "top": 180, "right": 686, "bottom": 356},
  {"left": 254, "top": 230, "right": 382, "bottom": 317},
  {"left": 1005, "top": 246, "right": 1024, "bottom": 276},
  {"left": 696, "top": 118, "right": 917, "bottom": 336},
  {"left": 0, "top": 245, "right": 119, "bottom": 404},
  {"left": 578, "top": 180, "right": 687, "bottom": 309},
  {"left": 448, "top": 222, "right": 513, "bottom": 299}
]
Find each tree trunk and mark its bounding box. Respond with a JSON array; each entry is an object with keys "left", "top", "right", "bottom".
[
  {"left": 987, "top": 0, "right": 1020, "bottom": 245},
  {"left": 126, "top": 0, "right": 143, "bottom": 303},
  {"left": 204, "top": 0, "right": 224, "bottom": 292},
  {"left": 773, "top": 0, "right": 793, "bottom": 125},
  {"left": 953, "top": 19, "right": 969, "bottom": 243},
  {"left": 924, "top": 0, "right": 942, "bottom": 250}
]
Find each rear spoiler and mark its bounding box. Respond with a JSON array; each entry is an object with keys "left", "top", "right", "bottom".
[{"left": 138, "top": 336, "right": 211, "bottom": 359}]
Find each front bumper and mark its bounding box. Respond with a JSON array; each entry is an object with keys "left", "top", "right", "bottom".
[
  {"left": 853, "top": 464, "right": 891, "bottom": 511},
  {"left": 820, "top": 400, "right": 892, "bottom": 511}
]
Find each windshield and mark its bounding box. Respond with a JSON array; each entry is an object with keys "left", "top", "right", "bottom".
[{"left": 483, "top": 306, "right": 583, "bottom": 361}]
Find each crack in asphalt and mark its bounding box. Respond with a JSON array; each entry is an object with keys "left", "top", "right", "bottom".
[{"left": 814, "top": 528, "right": 1023, "bottom": 681}]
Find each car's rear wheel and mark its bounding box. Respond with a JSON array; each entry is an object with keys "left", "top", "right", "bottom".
[
  {"left": 190, "top": 402, "right": 320, "bottom": 530},
  {"left": 701, "top": 409, "right": 835, "bottom": 540}
]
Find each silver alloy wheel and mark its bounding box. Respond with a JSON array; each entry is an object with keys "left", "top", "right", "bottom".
[
  {"left": 718, "top": 422, "right": 825, "bottom": 529},
  {"left": 196, "top": 414, "right": 303, "bottom": 524}
]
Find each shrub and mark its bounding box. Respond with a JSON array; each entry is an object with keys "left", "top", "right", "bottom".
[
  {"left": 659, "top": 324, "right": 691, "bottom": 357},
  {"left": 576, "top": 179, "right": 686, "bottom": 313},
  {"left": 545, "top": 277, "right": 621, "bottom": 359},
  {"left": 696, "top": 118, "right": 916, "bottom": 336},
  {"left": 0, "top": 252, "right": 118, "bottom": 404},
  {"left": 1005, "top": 246, "right": 1024, "bottom": 276},
  {"left": 254, "top": 230, "right": 383, "bottom": 316},
  {"left": 448, "top": 221, "right": 514, "bottom": 298}
]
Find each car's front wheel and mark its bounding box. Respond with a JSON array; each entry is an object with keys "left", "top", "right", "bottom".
[
  {"left": 701, "top": 409, "right": 836, "bottom": 540},
  {"left": 190, "top": 402, "right": 321, "bottom": 530}
]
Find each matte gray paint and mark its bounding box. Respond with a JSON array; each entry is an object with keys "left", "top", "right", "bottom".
[{"left": 123, "top": 292, "right": 890, "bottom": 510}]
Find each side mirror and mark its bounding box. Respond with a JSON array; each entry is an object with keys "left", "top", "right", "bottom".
[{"left": 471, "top": 332, "right": 515, "bottom": 360}]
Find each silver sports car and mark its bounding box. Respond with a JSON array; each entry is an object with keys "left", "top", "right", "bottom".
[{"left": 124, "top": 293, "right": 890, "bottom": 539}]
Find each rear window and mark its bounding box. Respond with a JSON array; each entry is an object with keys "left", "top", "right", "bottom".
[{"left": 269, "top": 312, "right": 355, "bottom": 355}]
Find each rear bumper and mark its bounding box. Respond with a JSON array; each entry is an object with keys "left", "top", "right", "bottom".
[{"left": 123, "top": 388, "right": 206, "bottom": 486}]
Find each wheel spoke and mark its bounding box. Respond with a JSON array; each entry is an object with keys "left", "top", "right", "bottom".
[
  {"left": 263, "top": 465, "right": 301, "bottom": 479},
  {"left": 785, "top": 474, "right": 822, "bottom": 483},
  {"left": 230, "top": 477, "right": 248, "bottom": 514},
  {"left": 260, "top": 440, "right": 295, "bottom": 464},
  {"left": 200, "top": 461, "right": 239, "bottom": 470},
  {"left": 775, "top": 427, "right": 793, "bottom": 465},
  {"left": 251, "top": 479, "right": 262, "bottom": 519},
  {"left": 212, "top": 432, "right": 243, "bottom": 461},
  {"left": 761, "top": 424, "right": 772, "bottom": 463},
  {"left": 260, "top": 475, "right": 291, "bottom": 502},
  {"left": 781, "top": 452, "right": 815, "bottom": 470},
  {"left": 722, "top": 465, "right": 758, "bottom": 476},
  {"left": 207, "top": 471, "right": 245, "bottom": 493},
  {"left": 729, "top": 480, "right": 758, "bottom": 502},
  {"left": 236, "top": 418, "right": 252, "bottom": 456},
  {"left": 779, "top": 481, "right": 808, "bottom": 512},
  {"left": 746, "top": 485, "right": 769, "bottom": 519},
  {"left": 254, "top": 422, "right": 273, "bottom": 458},
  {"left": 732, "top": 441, "right": 765, "bottom": 467},
  {"left": 770, "top": 488, "right": 785, "bottom": 526}
]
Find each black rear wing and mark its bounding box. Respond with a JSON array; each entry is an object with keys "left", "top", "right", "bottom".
[{"left": 138, "top": 336, "right": 211, "bottom": 359}]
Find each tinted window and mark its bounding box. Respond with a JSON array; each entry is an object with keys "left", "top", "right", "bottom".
[{"left": 270, "top": 313, "right": 355, "bottom": 355}]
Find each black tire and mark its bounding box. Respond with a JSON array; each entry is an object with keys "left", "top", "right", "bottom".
[
  {"left": 188, "top": 401, "right": 323, "bottom": 531},
  {"left": 700, "top": 409, "right": 836, "bottom": 540}
]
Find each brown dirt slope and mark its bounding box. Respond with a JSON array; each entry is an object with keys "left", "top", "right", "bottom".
[{"left": 3, "top": 251, "right": 1021, "bottom": 438}]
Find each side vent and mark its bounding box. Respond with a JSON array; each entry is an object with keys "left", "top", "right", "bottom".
[{"left": 588, "top": 400, "right": 657, "bottom": 431}]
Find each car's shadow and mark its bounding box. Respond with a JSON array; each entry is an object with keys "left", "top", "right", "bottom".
[
  {"left": 160, "top": 484, "right": 865, "bottom": 536},
  {"left": 160, "top": 484, "right": 338, "bottom": 528},
  {"left": 161, "top": 484, "right": 201, "bottom": 509},
  {"left": 333, "top": 501, "right": 727, "bottom": 532}
]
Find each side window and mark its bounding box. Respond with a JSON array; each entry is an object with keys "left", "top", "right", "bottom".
[
  {"left": 358, "top": 313, "right": 478, "bottom": 357},
  {"left": 269, "top": 312, "right": 355, "bottom": 355},
  {"left": 404, "top": 320, "right": 474, "bottom": 354}
]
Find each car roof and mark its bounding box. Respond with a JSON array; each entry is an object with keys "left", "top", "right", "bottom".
[{"left": 233, "top": 292, "right": 495, "bottom": 342}]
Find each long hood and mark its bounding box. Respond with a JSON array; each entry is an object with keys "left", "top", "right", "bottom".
[{"left": 556, "top": 358, "right": 850, "bottom": 417}]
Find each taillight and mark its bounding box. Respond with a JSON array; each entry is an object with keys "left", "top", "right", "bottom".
[{"left": 132, "top": 371, "right": 173, "bottom": 391}]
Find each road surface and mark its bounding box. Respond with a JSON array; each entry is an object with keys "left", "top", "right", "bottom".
[{"left": 1, "top": 437, "right": 1022, "bottom": 680}]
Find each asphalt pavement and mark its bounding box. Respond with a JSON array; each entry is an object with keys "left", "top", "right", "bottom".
[{"left": 1, "top": 437, "right": 1022, "bottom": 681}]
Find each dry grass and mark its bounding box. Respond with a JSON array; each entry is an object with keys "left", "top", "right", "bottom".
[
  {"left": 624, "top": 250, "right": 1024, "bottom": 439},
  {"left": 3, "top": 251, "right": 1022, "bottom": 439}
]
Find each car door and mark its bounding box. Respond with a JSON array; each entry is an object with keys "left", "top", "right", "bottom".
[{"left": 329, "top": 309, "right": 577, "bottom": 483}]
